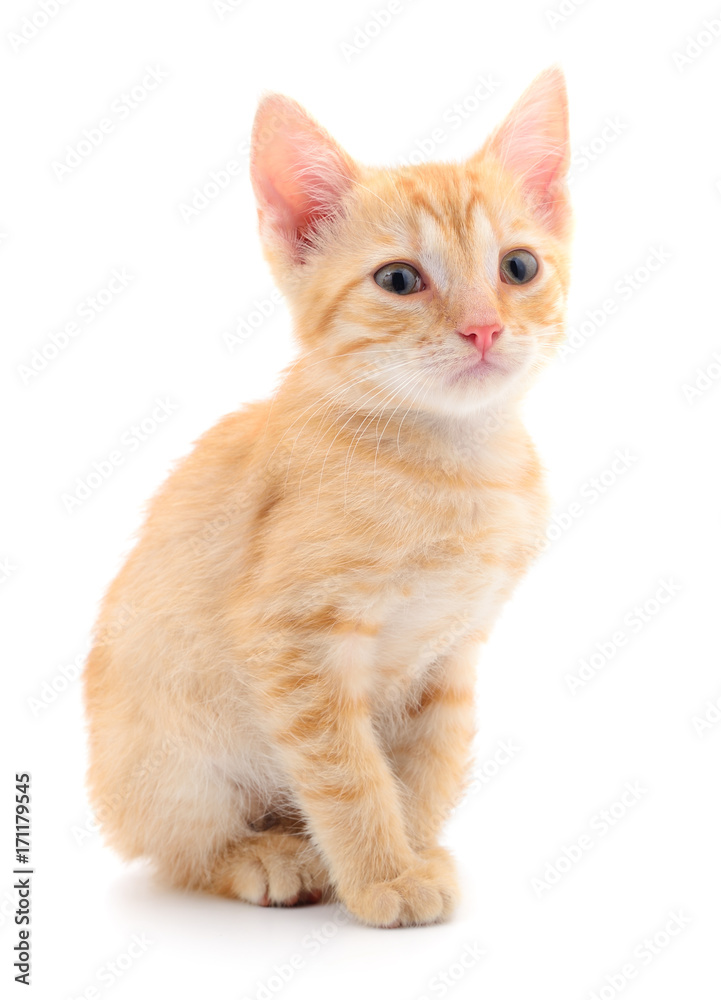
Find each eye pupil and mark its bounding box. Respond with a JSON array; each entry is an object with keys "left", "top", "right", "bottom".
[
  {"left": 508, "top": 257, "right": 524, "bottom": 281},
  {"left": 391, "top": 270, "right": 406, "bottom": 292}
]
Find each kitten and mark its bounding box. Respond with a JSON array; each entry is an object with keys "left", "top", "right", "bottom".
[{"left": 84, "top": 67, "right": 572, "bottom": 927}]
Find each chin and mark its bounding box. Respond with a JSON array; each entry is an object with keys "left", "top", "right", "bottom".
[{"left": 420, "top": 353, "right": 532, "bottom": 419}]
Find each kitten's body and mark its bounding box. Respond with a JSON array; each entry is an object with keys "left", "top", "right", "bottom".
[{"left": 84, "top": 69, "right": 572, "bottom": 926}]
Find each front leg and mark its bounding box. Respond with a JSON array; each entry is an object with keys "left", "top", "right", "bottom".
[
  {"left": 389, "top": 639, "right": 478, "bottom": 853},
  {"left": 261, "top": 653, "right": 459, "bottom": 927}
]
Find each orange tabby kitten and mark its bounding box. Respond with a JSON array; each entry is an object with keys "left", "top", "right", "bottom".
[{"left": 84, "top": 67, "right": 572, "bottom": 927}]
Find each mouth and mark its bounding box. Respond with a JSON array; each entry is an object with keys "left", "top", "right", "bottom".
[{"left": 449, "top": 352, "right": 508, "bottom": 384}]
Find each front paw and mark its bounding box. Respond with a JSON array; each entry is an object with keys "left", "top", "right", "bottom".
[
  {"left": 416, "top": 844, "right": 459, "bottom": 891},
  {"left": 340, "top": 851, "right": 459, "bottom": 927}
]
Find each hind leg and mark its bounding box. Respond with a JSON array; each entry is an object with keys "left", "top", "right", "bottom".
[
  {"left": 207, "top": 827, "right": 331, "bottom": 906},
  {"left": 90, "top": 735, "right": 330, "bottom": 906},
  {"left": 123, "top": 752, "right": 330, "bottom": 906}
]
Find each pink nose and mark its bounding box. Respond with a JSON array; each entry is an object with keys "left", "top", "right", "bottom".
[{"left": 459, "top": 324, "right": 503, "bottom": 359}]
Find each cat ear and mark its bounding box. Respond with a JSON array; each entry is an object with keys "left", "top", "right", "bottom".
[
  {"left": 250, "top": 94, "right": 357, "bottom": 263},
  {"left": 479, "top": 66, "right": 571, "bottom": 233}
]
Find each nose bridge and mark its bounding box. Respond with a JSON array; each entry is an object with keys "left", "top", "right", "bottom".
[
  {"left": 453, "top": 194, "right": 501, "bottom": 327},
  {"left": 454, "top": 268, "right": 501, "bottom": 329}
]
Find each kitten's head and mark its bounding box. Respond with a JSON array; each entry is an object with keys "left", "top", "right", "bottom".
[{"left": 250, "top": 68, "right": 572, "bottom": 418}]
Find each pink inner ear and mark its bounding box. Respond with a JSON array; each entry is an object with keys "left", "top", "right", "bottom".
[
  {"left": 251, "top": 96, "right": 356, "bottom": 252},
  {"left": 486, "top": 67, "right": 570, "bottom": 225},
  {"left": 256, "top": 146, "right": 325, "bottom": 237}
]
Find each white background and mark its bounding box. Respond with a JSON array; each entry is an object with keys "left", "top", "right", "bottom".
[{"left": 2, "top": 0, "right": 720, "bottom": 997}]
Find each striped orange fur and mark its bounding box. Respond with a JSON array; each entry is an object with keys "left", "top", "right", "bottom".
[{"left": 83, "top": 67, "right": 573, "bottom": 926}]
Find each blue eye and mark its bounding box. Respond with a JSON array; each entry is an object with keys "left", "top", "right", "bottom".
[
  {"left": 374, "top": 262, "right": 423, "bottom": 295},
  {"left": 500, "top": 249, "right": 538, "bottom": 285}
]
